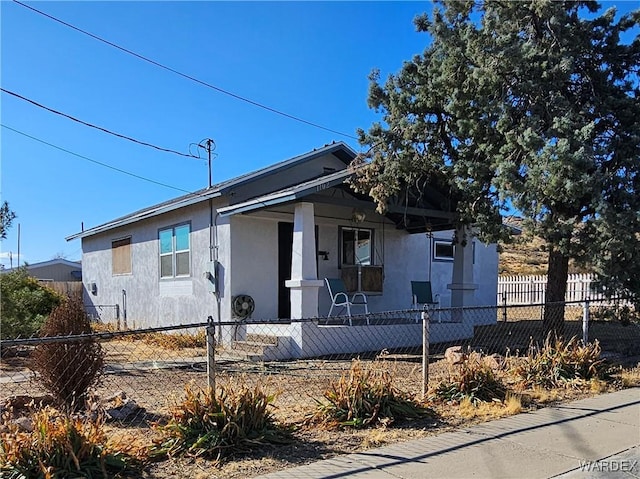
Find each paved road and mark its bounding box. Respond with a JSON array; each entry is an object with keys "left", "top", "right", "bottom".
[{"left": 255, "top": 388, "right": 640, "bottom": 479}]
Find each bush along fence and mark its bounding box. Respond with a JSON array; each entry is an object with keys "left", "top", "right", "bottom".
[{"left": 1, "top": 299, "right": 638, "bottom": 475}]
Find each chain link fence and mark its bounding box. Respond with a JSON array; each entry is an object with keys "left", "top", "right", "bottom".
[
  {"left": 84, "top": 304, "right": 121, "bottom": 325},
  {"left": 1, "top": 300, "right": 638, "bottom": 426}
]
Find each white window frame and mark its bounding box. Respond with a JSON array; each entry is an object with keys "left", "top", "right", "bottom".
[
  {"left": 340, "top": 226, "right": 374, "bottom": 267},
  {"left": 433, "top": 239, "right": 455, "bottom": 261},
  {"left": 159, "top": 223, "right": 191, "bottom": 279}
]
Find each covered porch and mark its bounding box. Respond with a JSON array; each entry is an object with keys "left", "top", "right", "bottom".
[{"left": 217, "top": 169, "right": 482, "bottom": 321}]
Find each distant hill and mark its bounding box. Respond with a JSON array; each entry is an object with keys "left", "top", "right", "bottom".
[{"left": 498, "top": 217, "right": 590, "bottom": 276}]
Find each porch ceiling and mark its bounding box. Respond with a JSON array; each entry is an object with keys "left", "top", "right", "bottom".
[{"left": 218, "top": 170, "right": 457, "bottom": 233}]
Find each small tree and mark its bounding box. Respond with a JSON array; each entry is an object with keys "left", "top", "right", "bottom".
[
  {"left": 0, "top": 201, "right": 16, "bottom": 240},
  {"left": 31, "top": 297, "right": 105, "bottom": 411},
  {"left": 0, "top": 267, "right": 62, "bottom": 339}
]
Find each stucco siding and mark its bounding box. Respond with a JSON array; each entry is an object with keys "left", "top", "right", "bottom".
[
  {"left": 229, "top": 216, "right": 279, "bottom": 319},
  {"left": 80, "top": 200, "right": 498, "bottom": 328},
  {"left": 82, "top": 200, "right": 226, "bottom": 328}
]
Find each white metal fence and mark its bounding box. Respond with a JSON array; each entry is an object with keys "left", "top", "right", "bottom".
[{"left": 497, "top": 273, "right": 608, "bottom": 305}]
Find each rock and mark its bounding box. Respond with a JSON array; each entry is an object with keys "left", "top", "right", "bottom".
[
  {"left": 483, "top": 354, "right": 503, "bottom": 371},
  {"left": 445, "top": 346, "right": 467, "bottom": 366},
  {"left": 105, "top": 397, "right": 144, "bottom": 421},
  {"left": 105, "top": 391, "right": 128, "bottom": 407},
  {"left": 14, "top": 416, "right": 33, "bottom": 432}
]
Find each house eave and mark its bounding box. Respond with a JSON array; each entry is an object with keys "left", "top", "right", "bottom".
[
  {"left": 65, "top": 190, "right": 223, "bottom": 241},
  {"left": 217, "top": 170, "right": 353, "bottom": 217}
]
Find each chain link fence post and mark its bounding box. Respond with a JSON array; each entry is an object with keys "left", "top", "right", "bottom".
[
  {"left": 502, "top": 291, "right": 508, "bottom": 322},
  {"left": 582, "top": 299, "right": 590, "bottom": 344},
  {"left": 422, "top": 309, "right": 430, "bottom": 399},
  {"left": 206, "top": 316, "right": 216, "bottom": 394}
]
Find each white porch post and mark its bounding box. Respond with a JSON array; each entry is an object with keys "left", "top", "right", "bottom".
[
  {"left": 447, "top": 225, "right": 478, "bottom": 308},
  {"left": 285, "top": 202, "right": 324, "bottom": 319}
]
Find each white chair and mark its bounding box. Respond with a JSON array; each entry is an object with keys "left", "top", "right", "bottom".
[{"left": 325, "top": 278, "right": 369, "bottom": 325}]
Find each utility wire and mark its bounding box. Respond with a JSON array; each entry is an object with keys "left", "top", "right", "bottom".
[
  {"left": 1, "top": 124, "right": 191, "bottom": 193},
  {"left": 13, "top": 0, "right": 359, "bottom": 141},
  {"left": 1, "top": 87, "right": 199, "bottom": 159}
]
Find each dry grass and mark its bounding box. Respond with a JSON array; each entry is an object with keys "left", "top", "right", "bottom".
[
  {"left": 458, "top": 393, "right": 522, "bottom": 420},
  {"left": 618, "top": 366, "right": 640, "bottom": 388}
]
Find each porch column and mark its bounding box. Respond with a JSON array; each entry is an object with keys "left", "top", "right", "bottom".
[
  {"left": 285, "top": 202, "right": 323, "bottom": 319},
  {"left": 447, "top": 225, "right": 478, "bottom": 308}
]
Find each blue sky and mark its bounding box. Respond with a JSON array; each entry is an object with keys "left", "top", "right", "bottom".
[{"left": 1, "top": 1, "right": 636, "bottom": 268}]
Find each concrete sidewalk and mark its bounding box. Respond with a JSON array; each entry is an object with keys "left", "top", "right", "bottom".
[{"left": 255, "top": 388, "right": 639, "bottom": 479}]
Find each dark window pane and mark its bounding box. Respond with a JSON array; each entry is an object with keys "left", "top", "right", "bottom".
[
  {"left": 342, "top": 229, "right": 356, "bottom": 265},
  {"left": 176, "top": 251, "right": 190, "bottom": 276},
  {"left": 160, "top": 255, "right": 173, "bottom": 277},
  {"left": 435, "top": 242, "right": 454, "bottom": 259}
]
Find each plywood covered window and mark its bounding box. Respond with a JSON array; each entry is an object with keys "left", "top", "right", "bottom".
[
  {"left": 112, "top": 237, "right": 132, "bottom": 275},
  {"left": 159, "top": 224, "right": 190, "bottom": 278}
]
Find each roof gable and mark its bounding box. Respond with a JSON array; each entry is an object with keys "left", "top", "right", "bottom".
[{"left": 66, "top": 142, "right": 357, "bottom": 241}]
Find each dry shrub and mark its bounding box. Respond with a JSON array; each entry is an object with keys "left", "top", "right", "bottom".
[
  {"left": 309, "top": 360, "right": 434, "bottom": 429},
  {"left": 615, "top": 365, "right": 640, "bottom": 388},
  {"left": 151, "top": 383, "right": 286, "bottom": 463},
  {"left": 512, "top": 335, "right": 611, "bottom": 389},
  {"left": 0, "top": 407, "right": 142, "bottom": 478},
  {"left": 434, "top": 353, "right": 507, "bottom": 404},
  {"left": 30, "top": 297, "right": 105, "bottom": 411}
]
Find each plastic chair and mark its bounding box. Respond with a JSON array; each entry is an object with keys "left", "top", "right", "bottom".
[
  {"left": 411, "top": 281, "right": 440, "bottom": 322},
  {"left": 325, "top": 278, "right": 369, "bottom": 325}
]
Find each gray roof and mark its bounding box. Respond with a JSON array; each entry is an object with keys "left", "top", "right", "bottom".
[
  {"left": 217, "top": 169, "right": 353, "bottom": 217},
  {"left": 66, "top": 142, "right": 357, "bottom": 241}
]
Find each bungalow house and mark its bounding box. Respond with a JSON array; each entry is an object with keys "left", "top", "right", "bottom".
[{"left": 67, "top": 142, "right": 498, "bottom": 358}]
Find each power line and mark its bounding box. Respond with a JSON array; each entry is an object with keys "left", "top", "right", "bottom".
[
  {"left": 1, "top": 124, "right": 191, "bottom": 193},
  {"left": 13, "top": 0, "right": 359, "bottom": 141},
  {"left": 1, "top": 87, "right": 199, "bottom": 159}
]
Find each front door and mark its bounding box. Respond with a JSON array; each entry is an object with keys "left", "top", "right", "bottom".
[{"left": 277, "top": 222, "right": 294, "bottom": 318}]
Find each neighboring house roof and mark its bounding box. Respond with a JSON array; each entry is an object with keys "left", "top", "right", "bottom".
[
  {"left": 66, "top": 142, "right": 356, "bottom": 241},
  {"left": 6, "top": 258, "right": 82, "bottom": 270},
  {"left": 2, "top": 259, "right": 82, "bottom": 279}
]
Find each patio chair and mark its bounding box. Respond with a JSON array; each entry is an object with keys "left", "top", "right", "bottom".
[
  {"left": 325, "top": 278, "right": 369, "bottom": 325},
  {"left": 411, "top": 281, "right": 440, "bottom": 322}
]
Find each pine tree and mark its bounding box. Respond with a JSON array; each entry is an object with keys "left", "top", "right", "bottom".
[{"left": 356, "top": 0, "right": 640, "bottom": 336}]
